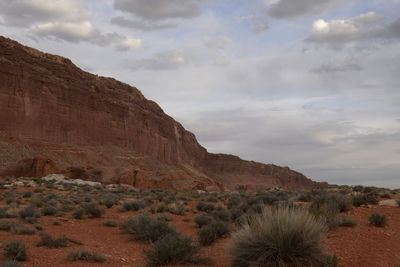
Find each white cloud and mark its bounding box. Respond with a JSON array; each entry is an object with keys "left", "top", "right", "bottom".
[
  {"left": 306, "top": 12, "right": 387, "bottom": 48},
  {"left": 116, "top": 37, "right": 142, "bottom": 50}
]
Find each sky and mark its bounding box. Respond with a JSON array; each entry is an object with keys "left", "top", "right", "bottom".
[{"left": 1, "top": 0, "right": 399, "bottom": 188}]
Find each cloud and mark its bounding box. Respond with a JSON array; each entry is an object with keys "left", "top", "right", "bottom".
[
  {"left": 113, "top": 0, "right": 206, "bottom": 21},
  {"left": 237, "top": 15, "right": 269, "bottom": 34},
  {"left": 127, "top": 50, "right": 189, "bottom": 70},
  {"left": 111, "top": 16, "right": 177, "bottom": 31},
  {"left": 268, "top": 0, "right": 347, "bottom": 19},
  {"left": 0, "top": 0, "right": 88, "bottom": 26},
  {"left": 306, "top": 12, "right": 387, "bottom": 48},
  {"left": 311, "top": 63, "right": 363, "bottom": 74},
  {"left": 32, "top": 21, "right": 142, "bottom": 50}
]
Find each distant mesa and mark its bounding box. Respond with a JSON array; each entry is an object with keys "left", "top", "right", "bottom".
[{"left": 0, "top": 36, "right": 327, "bottom": 191}]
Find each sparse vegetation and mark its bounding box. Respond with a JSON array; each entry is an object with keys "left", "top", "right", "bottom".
[
  {"left": 369, "top": 213, "right": 387, "bottom": 227},
  {"left": 3, "top": 240, "right": 28, "bottom": 261},
  {"left": 230, "top": 206, "right": 328, "bottom": 267},
  {"left": 67, "top": 250, "right": 107, "bottom": 263},
  {"left": 102, "top": 219, "right": 119, "bottom": 227},
  {"left": 121, "top": 214, "right": 176, "bottom": 242},
  {"left": 37, "top": 232, "right": 69, "bottom": 248},
  {"left": 145, "top": 232, "right": 212, "bottom": 266},
  {"left": 197, "top": 220, "right": 230, "bottom": 246}
]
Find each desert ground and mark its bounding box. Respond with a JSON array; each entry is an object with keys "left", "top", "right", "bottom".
[{"left": 0, "top": 176, "right": 399, "bottom": 267}]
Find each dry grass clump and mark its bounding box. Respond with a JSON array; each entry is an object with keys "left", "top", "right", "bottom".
[{"left": 230, "top": 206, "right": 329, "bottom": 267}]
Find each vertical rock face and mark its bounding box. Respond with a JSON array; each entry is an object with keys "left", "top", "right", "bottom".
[{"left": 0, "top": 36, "right": 325, "bottom": 190}]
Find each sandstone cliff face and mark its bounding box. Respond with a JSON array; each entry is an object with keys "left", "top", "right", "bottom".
[{"left": 0, "top": 36, "right": 324, "bottom": 190}]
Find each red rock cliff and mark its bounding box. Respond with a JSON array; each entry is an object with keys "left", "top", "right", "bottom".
[{"left": 0, "top": 36, "right": 325, "bottom": 190}]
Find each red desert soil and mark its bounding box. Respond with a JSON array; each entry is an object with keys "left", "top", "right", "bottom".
[{"left": 1, "top": 187, "right": 400, "bottom": 267}]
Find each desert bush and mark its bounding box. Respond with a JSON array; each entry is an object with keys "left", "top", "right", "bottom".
[
  {"left": 156, "top": 213, "right": 173, "bottom": 222},
  {"left": 397, "top": 199, "right": 400, "bottom": 207},
  {"left": 120, "top": 200, "right": 147, "bottom": 212},
  {"left": 0, "top": 207, "right": 8, "bottom": 218},
  {"left": 0, "top": 220, "right": 35, "bottom": 235},
  {"left": 102, "top": 194, "right": 118, "bottom": 208},
  {"left": 3, "top": 240, "right": 28, "bottom": 261},
  {"left": 37, "top": 232, "right": 69, "bottom": 248},
  {"left": 211, "top": 207, "right": 230, "bottom": 222},
  {"left": 297, "top": 191, "right": 313, "bottom": 202},
  {"left": 22, "top": 192, "right": 32, "bottom": 198},
  {"left": 19, "top": 205, "right": 41, "bottom": 219},
  {"left": 352, "top": 193, "right": 378, "bottom": 207},
  {"left": 156, "top": 203, "right": 167, "bottom": 213},
  {"left": 0, "top": 261, "right": 23, "bottom": 267},
  {"left": 82, "top": 203, "right": 103, "bottom": 218},
  {"left": 352, "top": 185, "right": 363, "bottom": 192},
  {"left": 256, "top": 192, "right": 279, "bottom": 205},
  {"left": 380, "top": 193, "right": 391, "bottom": 199},
  {"left": 197, "top": 220, "right": 230, "bottom": 246},
  {"left": 67, "top": 250, "right": 107, "bottom": 262},
  {"left": 196, "top": 202, "right": 215, "bottom": 213},
  {"left": 145, "top": 232, "right": 212, "bottom": 266},
  {"left": 230, "top": 207, "right": 244, "bottom": 221},
  {"left": 309, "top": 193, "right": 351, "bottom": 228},
  {"left": 230, "top": 207, "right": 327, "bottom": 267},
  {"left": 369, "top": 213, "right": 387, "bottom": 227},
  {"left": 339, "top": 216, "right": 357, "bottom": 227},
  {"left": 102, "top": 219, "right": 119, "bottom": 227},
  {"left": 194, "top": 214, "right": 213, "bottom": 228},
  {"left": 121, "top": 214, "right": 176, "bottom": 242},
  {"left": 228, "top": 194, "right": 242, "bottom": 209},
  {"left": 42, "top": 205, "right": 58, "bottom": 216},
  {"left": 168, "top": 203, "right": 185, "bottom": 215},
  {"left": 72, "top": 208, "right": 85, "bottom": 219}
]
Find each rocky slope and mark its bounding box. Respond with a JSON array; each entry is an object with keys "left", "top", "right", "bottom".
[{"left": 0, "top": 36, "right": 326, "bottom": 190}]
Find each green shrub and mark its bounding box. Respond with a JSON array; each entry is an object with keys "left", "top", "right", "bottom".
[
  {"left": 4, "top": 240, "right": 28, "bottom": 261},
  {"left": 230, "top": 207, "right": 327, "bottom": 267},
  {"left": 22, "top": 191, "right": 32, "bottom": 198},
  {"left": 369, "top": 213, "right": 387, "bottom": 227},
  {"left": 197, "top": 220, "right": 229, "bottom": 246},
  {"left": 102, "top": 194, "right": 118, "bottom": 208},
  {"left": 37, "top": 232, "right": 69, "bottom": 248},
  {"left": 0, "top": 220, "right": 35, "bottom": 235},
  {"left": 145, "top": 232, "right": 212, "bottom": 266},
  {"left": 339, "top": 216, "right": 357, "bottom": 227},
  {"left": 156, "top": 203, "right": 167, "bottom": 213},
  {"left": 396, "top": 199, "right": 400, "bottom": 207},
  {"left": 309, "top": 193, "right": 351, "bottom": 228},
  {"left": 121, "top": 214, "right": 176, "bottom": 242},
  {"left": 230, "top": 207, "right": 244, "bottom": 221},
  {"left": 102, "top": 219, "right": 119, "bottom": 227},
  {"left": 67, "top": 250, "right": 107, "bottom": 262},
  {"left": 352, "top": 185, "right": 363, "bottom": 192}
]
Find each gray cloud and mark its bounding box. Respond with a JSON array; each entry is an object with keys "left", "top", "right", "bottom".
[
  {"left": 0, "top": 0, "right": 88, "bottom": 26},
  {"left": 113, "top": 0, "right": 206, "bottom": 21},
  {"left": 268, "top": 0, "right": 346, "bottom": 19},
  {"left": 111, "top": 16, "right": 177, "bottom": 31},
  {"left": 311, "top": 63, "right": 363, "bottom": 74}
]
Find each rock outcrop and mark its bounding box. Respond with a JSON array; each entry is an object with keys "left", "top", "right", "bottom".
[{"left": 0, "top": 36, "right": 325, "bottom": 190}]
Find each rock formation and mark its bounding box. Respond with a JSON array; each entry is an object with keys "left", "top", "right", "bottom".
[{"left": 0, "top": 36, "right": 326, "bottom": 191}]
